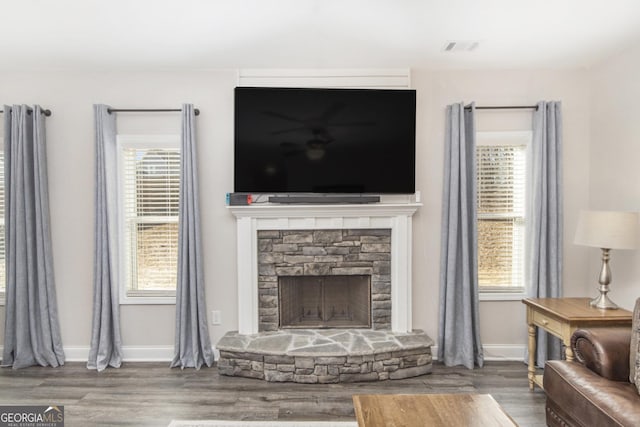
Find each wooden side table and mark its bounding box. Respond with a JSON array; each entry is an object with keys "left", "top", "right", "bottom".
[{"left": 522, "top": 297, "right": 632, "bottom": 390}]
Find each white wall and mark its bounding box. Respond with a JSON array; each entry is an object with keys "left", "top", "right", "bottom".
[
  {"left": 0, "top": 67, "right": 593, "bottom": 358},
  {"left": 589, "top": 44, "right": 640, "bottom": 310}
]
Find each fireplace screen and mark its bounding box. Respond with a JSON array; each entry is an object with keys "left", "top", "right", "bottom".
[{"left": 278, "top": 275, "right": 371, "bottom": 329}]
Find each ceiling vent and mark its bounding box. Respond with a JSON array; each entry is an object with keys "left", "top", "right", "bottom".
[{"left": 443, "top": 41, "right": 480, "bottom": 52}]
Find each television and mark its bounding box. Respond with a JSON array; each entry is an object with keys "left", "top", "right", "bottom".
[{"left": 234, "top": 86, "right": 416, "bottom": 195}]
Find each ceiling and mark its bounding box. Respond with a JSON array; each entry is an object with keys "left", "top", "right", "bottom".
[{"left": 3, "top": 0, "right": 640, "bottom": 71}]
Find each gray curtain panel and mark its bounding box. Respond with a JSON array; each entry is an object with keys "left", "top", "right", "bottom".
[
  {"left": 170, "top": 104, "right": 214, "bottom": 369},
  {"left": 438, "top": 102, "right": 484, "bottom": 369},
  {"left": 528, "top": 101, "right": 563, "bottom": 366},
  {"left": 2, "top": 104, "right": 65, "bottom": 369},
  {"left": 87, "top": 104, "right": 123, "bottom": 371}
]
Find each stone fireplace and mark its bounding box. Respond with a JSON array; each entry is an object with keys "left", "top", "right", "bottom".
[
  {"left": 217, "top": 202, "right": 434, "bottom": 383},
  {"left": 227, "top": 203, "right": 420, "bottom": 334}
]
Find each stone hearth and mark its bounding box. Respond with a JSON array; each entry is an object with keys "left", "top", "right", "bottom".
[{"left": 217, "top": 329, "right": 433, "bottom": 383}]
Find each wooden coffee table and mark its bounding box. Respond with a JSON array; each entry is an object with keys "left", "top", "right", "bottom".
[{"left": 352, "top": 394, "right": 517, "bottom": 427}]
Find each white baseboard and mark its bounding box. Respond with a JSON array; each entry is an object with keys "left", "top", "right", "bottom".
[
  {"left": 68, "top": 346, "right": 222, "bottom": 362},
  {"left": 0, "top": 345, "right": 176, "bottom": 363},
  {"left": 3, "top": 345, "right": 524, "bottom": 363},
  {"left": 64, "top": 345, "right": 177, "bottom": 362},
  {"left": 482, "top": 344, "right": 526, "bottom": 361},
  {"left": 62, "top": 346, "right": 91, "bottom": 361},
  {"left": 46, "top": 346, "right": 221, "bottom": 362},
  {"left": 431, "top": 344, "right": 526, "bottom": 362}
]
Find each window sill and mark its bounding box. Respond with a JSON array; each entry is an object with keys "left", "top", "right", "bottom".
[
  {"left": 479, "top": 291, "right": 526, "bottom": 302},
  {"left": 120, "top": 291, "right": 176, "bottom": 305},
  {"left": 120, "top": 298, "right": 176, "bottom": 305}
]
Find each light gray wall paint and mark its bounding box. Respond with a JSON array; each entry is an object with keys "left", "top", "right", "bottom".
[
  {"left": 589, "top": 44, "right": 640, "bottom": 310},
  {"left": 0, "top": 67, "right": 595, "bottom": 353}
]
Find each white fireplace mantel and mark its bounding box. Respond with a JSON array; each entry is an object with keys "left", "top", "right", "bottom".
[{"left": 228, "top": 203, "right": 421, "bottom": 334}]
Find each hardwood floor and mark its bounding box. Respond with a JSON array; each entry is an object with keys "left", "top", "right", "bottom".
[{"left": 0, "top": 361, "right": 546, "bottom": 427}]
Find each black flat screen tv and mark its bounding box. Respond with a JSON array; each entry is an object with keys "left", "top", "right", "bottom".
[{"left": 234, "top": 86, "right": 416, "bottom": 194}]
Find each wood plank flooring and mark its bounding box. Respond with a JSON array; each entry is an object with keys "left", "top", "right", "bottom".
[{"left": 0, "top": 361, "right": 546, "bottom": 427}]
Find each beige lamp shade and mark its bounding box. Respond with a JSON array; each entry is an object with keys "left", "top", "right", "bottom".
[{"left": 574, "top": 210, "right": 639, "bottom": 250}]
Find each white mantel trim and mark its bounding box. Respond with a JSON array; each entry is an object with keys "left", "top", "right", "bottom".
[
  {"left": 228, "top": 203, "right": 421, "bottom": 335},
  {"left": 228, "top": 203, "right": 421, "bottom": 219}
]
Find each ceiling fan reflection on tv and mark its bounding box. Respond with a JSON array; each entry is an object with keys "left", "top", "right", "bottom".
[{"left": 262, "top": 102, "right": 375, "bottom": 161}]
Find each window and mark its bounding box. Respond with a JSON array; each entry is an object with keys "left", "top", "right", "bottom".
[
  {"left": 118, "top": 135, "right": 180, "bottom": 304},
  {"left": 476, "top": 132, "right": 531, "bottom": 299}
]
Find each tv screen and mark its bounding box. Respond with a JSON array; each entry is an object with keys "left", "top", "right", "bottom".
[{"left": 234, "top": 87, "right": 416, "bottom": 194}]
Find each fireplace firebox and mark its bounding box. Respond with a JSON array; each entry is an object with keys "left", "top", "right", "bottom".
[{"left": 279, "top": 275, "right": 371, "bottom": 329}]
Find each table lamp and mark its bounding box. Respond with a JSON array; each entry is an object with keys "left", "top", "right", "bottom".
[{"left": 574, "top": 210, "right": 639, "bottom": 309}]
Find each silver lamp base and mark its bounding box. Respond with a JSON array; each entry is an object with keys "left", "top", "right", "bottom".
[
  {"left": 591, "top": 248, "right": 619, "bottom": 310},
  {"left": 590, "top": 293, "right": 618, "bottom": 310}
]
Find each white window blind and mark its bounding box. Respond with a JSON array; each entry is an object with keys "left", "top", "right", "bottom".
[
  {"left": 476, "top": 142, "right": 526, "bottom": 291},
  {"left": 122, "top": 145, "right": 180, "bottom": 298}
]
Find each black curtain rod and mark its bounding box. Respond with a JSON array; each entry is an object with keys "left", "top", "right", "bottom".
[
  {"left": 464, "top": 105, "right": 538, "bottom": 110},
  {"left": 0, "top": 108, "right": 52, "bottom": 116},
  {"left": 108, "top": 108, "right": 200, "bottom": 116}
]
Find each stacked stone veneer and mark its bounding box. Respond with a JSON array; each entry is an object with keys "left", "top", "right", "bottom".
[
  {"left": 258, "top": 229, "right": 392, "bottom": 331},
  {"left": 216, "top": 329, "right": 434, "bottom": 383}
]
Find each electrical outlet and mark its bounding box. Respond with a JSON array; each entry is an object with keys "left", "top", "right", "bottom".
[{"left": 211, "top": 310, "right": 222, "bottom": 325}]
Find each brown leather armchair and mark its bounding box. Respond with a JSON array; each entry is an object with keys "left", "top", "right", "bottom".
[{"left": 543, "top": 327, "right": 639, "bottom": 427}]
